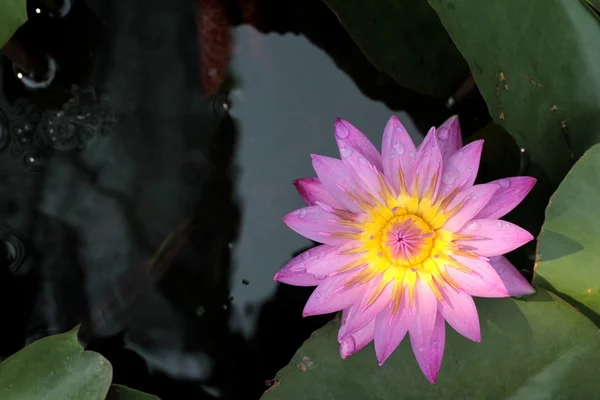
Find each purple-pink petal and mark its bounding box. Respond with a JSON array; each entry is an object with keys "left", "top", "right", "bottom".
[
  {"left": 438, "top": 140, "right": 483, "bottom": 196},
  {"left": 293, "top": 177, "right": 344, "bottom": 208},
  {"left": 374, "top": 290, "right": 410, "bottom": 365},
  {"left": 311, "top": 155, "right": 365, "bottom": 213},
  {"left": 442, "top": 183, "right": 498, "bottom": 232},
  {"left": 439, "top": 286, "right": 481, "bottom": 342},
  {"left": 457, "top": 219, "right": 534, "bottom": 256},
  {"left": 409, "top": 311, "right": 446, "bottom": 384},
  {"left": 436, "top": 115, "right": 462, "bottom": 163},
  {"left": 411, "top": 128, "right": 442, "bottom": 200},
  {"left": 381, "top": 116, "right": 416, "bottom": 195},
  {"left": 303, "top": 241, "right": 364, "bottom": 278},
  {"left": 273, "top": 263, "right": 322, "bottom": 287},
  {"left": 303, "top": 270, "right": 368, "bottom": 316},
  {"left": 489, "top": 256, "right": 535, "bottom": 297},
  {"left": 446, "top": 255, "right": 510, "bottom": 298},
  {"left": 283, "top": 205, "right": 361, "bottom": 246},
  {"left": 334, "top": 118, "right": 382, "bottom": 171},
  {"left": 475, "top": 177, "right": 537, "bottom": 219},
  {"left": 408, "top": 278, "right": 438, "bottom": 342},
  {"left": 340, "top": 146, "right": 388, "bottom": 203},
  {"left": 340, "top": 320, "right": 375, "bottom": 359},
  {"left": 341, "top": 275, "right": 393, "bottom": 338}
]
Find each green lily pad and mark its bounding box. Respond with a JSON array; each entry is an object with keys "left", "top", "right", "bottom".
[
  {"left": 427, "top": 0, "right": 600, "bottom": 184},
  {"left": 322, "top": 0, "right": 469, "bottom": 96},
  {"left": 107, "top": 385, "right": 160, "bottom": 399},
  {"left": 583, "top": 0, "right": 600, "bottom": 13},
  {"left": 262, "top": 289, "right": 600, "bottom": 399},
  {"left": 0, "top": 327, "right": 112, "bottom": 400},
  {"left": 534, "top": 143, "right": 600, "bottom": 325},
  {"left": 0, "top": 0, "right": 27, "bottom": 49}
]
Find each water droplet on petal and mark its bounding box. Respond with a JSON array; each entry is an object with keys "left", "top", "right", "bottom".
[
  {"left": 336, "top": 125, "right": 350, "bottom": 139},
  {"left": 467, "top": 221, "right": 481, "bottom": 231},
  {"left": 393, "top": 140, "right": 406, "bottom": 155},
  {"left": 361, "top": 139, "right": 371, "bottom": 148},
  {"left": 298, "top": 209, "right": 307, "bottom": 219},
  {"left": 409, "top": 151, "right": 416, "bottom": 159},
  {"left": 302, "top": 251, "right": 311, "bottom": 260},
  {"left": 499, "top": 179, "right": 511, "bottom": 188},
  {"left": 437, "top": 128, "right": 450, "bottom": 141},
  {"left": 442, "top": 171, "right": 457, "bottom": 185},
  {"left": 358, "top": 156, "right": 368, "bottom": 166},
  {"left": 496, "top": 266, "right": 505, "bottom": 275},
  {"left": 340, "top": 147, "right": 353, "bottom": 158},
  {"left": 315, "top": 292, "right": 322, "bottom": 299},
  {"left": 489, "top": 256, "right": 501, "bottom": 262}
]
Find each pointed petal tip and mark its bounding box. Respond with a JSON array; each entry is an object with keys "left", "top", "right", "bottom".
[{"left": 273, "top": 272, "right": 280, "bottom": 281}]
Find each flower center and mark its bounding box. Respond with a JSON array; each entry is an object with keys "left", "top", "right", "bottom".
[{"left": 380, "top": 214, "right": 434, "bottom": 267}]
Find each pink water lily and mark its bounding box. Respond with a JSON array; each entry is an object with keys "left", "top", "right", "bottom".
[{"left": 274, "top": 116, "right": 536, "bottom": 383}]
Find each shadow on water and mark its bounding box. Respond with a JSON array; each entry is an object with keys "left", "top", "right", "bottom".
[{"left": 0, "top": 0, "right": 493, "bottom": 399}]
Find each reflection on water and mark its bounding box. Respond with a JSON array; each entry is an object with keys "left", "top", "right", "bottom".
[
  {"left": 0, "top": 0, "right": 489, "bottom": 399},
  {"left": 228, "top": 24, "right": 423, "bottom": 337}
]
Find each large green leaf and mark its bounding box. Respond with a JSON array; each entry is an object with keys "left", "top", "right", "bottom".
[
  {"left": 262, "top": 289, "right": 600, "bottom": 399},
  {"left": 534, "top": 143, "right": 600, "bottom": 325},
  {"left": 427, "top": 0, "right": 600, "bottom": 184},
  {"left": 107, "top": 385, "right": 160, "bottom": 400},
  {"left": 0, "top": 0, "right": 27, "bottom": 49},
  {"left": 321, "top": 0, "right": 469, "bottom": 96},
  {"left": 583, "top": 0, "right": 600, "bottom": 13},
  {"left": 0, "top": 327, "right": 113, "bottom": 400}
]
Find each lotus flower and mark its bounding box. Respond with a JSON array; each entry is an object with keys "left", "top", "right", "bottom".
[{"left": 274, "top": 116, "right": 536, "bottom": 383}]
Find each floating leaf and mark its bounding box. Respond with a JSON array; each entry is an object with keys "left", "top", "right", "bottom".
[
  {"left": 427, "top": 0, "right": 600, "bottom": 183},
  {"left": 0, "top": 327, "right": 112, "bottom": 400},
  {"left": 107, "top": 385, "right": 160, "bottom": 400},
  {"left": 0, "top": 0, "right": 27, "bottom": 49},
  {"left": 262, "top": 290, "right": 600, "bottom": 399},
  {"left": 534, "top": 143, "right": 600, "bottom": 325},
  {"left": 322, "top": 0, "right": 469, "bottom": 96}
]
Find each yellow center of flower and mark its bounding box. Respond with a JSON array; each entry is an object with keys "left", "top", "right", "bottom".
[{"left": 331, "top": 170, "right": 478, "bottom": 312}]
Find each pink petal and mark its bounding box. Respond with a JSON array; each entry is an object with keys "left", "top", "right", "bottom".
[
  {"left": 303, "top": 269, "right": 368, "bottom": 316},
  {"left": 438, "top": 140, "right": 483, "bottom": 196},
  {"left": 374, "top": 289, "right": 410, "bottom": 365},
  {"left": 439, "top": 286, "right": 480, "bottom": 342},
  {"left": 303, "top": 241, "right": 364, "bottom": 277},
  {"left": 381, "top": 116, "right": 417, "bottom": 194},
  {"left": 311, "top": 155, "right": 365, "bottom": 213},
  {"left": 446, "top": 255, "right": 510, "bottom": 298},
  {"left": 408, "top": 277, "right": 439, "bottom": 342},
  {"left": 409, "top": 311, "right": 446, "bottom": 384},
  {"left": 283, "top": 206, "right": 361, "bottom": 246},
  {"left": 475, "top": 177, "right": 537, "bottom": 219},
  {"left": 273, "top": 259, "right": 322, "bottom": 287},
  {"left": 334, "top": 118, "right": 382, "bottom": 171},
  {"left": 293, "top": 177, "right": 344, "bottom": 208},
  {"left": 340, "top": 319, "right": 375, "bottom": 359},
  {"left": 411, "top": 127, "right": 442, "bottom": 200},
  {"left": 489, "top": 256, "right": 535, "bottom": 297},
  {"left": 436, "top": 115, "right": 462, "bottom": 163},
  {"left": 458, "top": 219, "right": 534, "bottom": 256},
  {"left": 341, "top": 275, "right": 393, "bottom": 338},
  {"left": 339, "top": 145, "right": 390, "bottom": 203},
  {"left": 442, "top": 183, "right": 498, "bottom": 232}
]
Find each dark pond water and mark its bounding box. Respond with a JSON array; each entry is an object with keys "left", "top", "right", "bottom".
[{"left": 0, "top": 0, "right": 491, "bottom": 398}]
